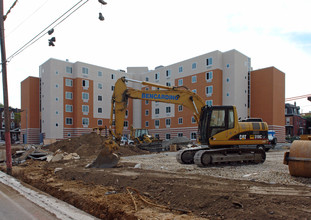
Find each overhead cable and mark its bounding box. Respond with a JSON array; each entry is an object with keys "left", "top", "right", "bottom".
[{"left": 7, "top": 0, "right": 89, "bottom": 62}]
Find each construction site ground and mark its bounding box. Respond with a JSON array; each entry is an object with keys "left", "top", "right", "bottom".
[{"left": 1, "top": 133, "right": 311, "bottom": 219}]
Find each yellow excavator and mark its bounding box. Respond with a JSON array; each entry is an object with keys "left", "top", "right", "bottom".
[
  {"left": 90, "top": 76, "right": 268, "bottom": 168},
  {"left": 130, "top": 127, "right": 162, "bottom": 152}
]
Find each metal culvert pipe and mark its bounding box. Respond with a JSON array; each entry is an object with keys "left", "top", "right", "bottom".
[{"left": 283, "top": 140, "right": 311, "bottom": 178}]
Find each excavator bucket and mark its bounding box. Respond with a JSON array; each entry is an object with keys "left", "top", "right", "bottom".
[
  {"left": 284, "top": 140, "right": 311, "bottom": 178},
  {"left": 87, "top": 140, "right": 120, "bottom": 168}
]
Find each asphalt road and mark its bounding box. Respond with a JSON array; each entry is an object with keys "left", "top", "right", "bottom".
[{"left": 0, "top": 182, "right": 58, "bottom": 220}]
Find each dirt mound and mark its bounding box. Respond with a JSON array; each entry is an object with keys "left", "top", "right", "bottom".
[{"left": 44, "top": 132, "right": 149, "bottom": 158}]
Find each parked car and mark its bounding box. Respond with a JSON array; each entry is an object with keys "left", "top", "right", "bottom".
[{"left": 120, "top": 136, "right": 134, "bottom": 146}]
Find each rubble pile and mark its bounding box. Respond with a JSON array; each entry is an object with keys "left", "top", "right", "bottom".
[{"left": 45, "top": 132, "right": 149, "bottom": 158}]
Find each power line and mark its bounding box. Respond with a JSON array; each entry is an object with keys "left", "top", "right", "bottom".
[
  {"left": 6, "top": 0, "right": 89, "bottom": 62},
  {"left": 286, "top": 94, "right": 311, "bottom": 102},
  {"left": 6, "top": 0, "right": 50, "bottom": 38},
  {"left": 3, "top": 0, "right": 18, "bottom": 21}
]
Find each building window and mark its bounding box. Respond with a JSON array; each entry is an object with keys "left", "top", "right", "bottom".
[
  {"left": 66, "top": 118, "right": 73, "bottom": 125},
  {"left": 206, "top": 71, "right": 213, "bottom": 82},
  {"left": 227, "top": 64, "right": 230, "bottom": 68},
  {"left": 56, "top": 123, "right": 58, "bottom": 127},
  {"left": 190, "top": 132, "right": 197, "bottom": 140},
  {"left": 206, "top": 58, "right": 213, "bottom": 66},
  {"left": 178, "top": 79, "right": 183, "bottom": 86},
  {"left": 145, "top": 110, "right": 149, "bottom": 116},
  {"left": 155, "top": 73, "right": 159, "bottom": 81},
  {"left": 67, "top": 133, "right": 71, "bottom": 137},
  {"left": 66, "top": 105, "right": 73, "bottom": 112},
  {"left": 98, "top": 119, "right": 103, "bottom": 126},
  {"left": 55, "top": 97, "right": 59, "bottom": 101},
  {"left": 165, "top": 133, "right": 171, "bottom": 140},
  {"left": 192, "top": 89, "right": 197, "bottom": 93},
  {"left": 56, "top": 71, "right": 58, "bottom": 75},
  {"left": 55, "top": 84, "right": 59, "bottom": 88},
  {"left": 66, "top": 66, "right": 72, "bottom": 74},
  {"left": 227, "top": 93, "right": 230, "bottom": 97},
  {"left": 165, "top": 118, "right": 171, "bottom": 126},
  {"left": 111, "top": 74, "right": 115, "bottom": 79},
  {"left": 125, "top": 110, "right": 128, "bottom": 117},
  {"left": 82, "top": 105, "right": 89, "bottom": 114},
  {"left": 82, "top": 118, "right": 89, "bottom": 126},
  {"left": 166, "top": 70, "right": 171, "bottom": 78},
  {"left": 65, "top": 79, "right": 73, "bottom": 87},
  {"left": 206, "top": 86, "right": 213, "bottom": 97},
  {"left": 206, "top": 100, "right": 213, "bottom": 106},
  {"left": 10, "top": 121, "right": 15, "bottom": 129},
  {"left": 155, "top": 120, "right": 160, "bottom": 127},
  {"left": 82, "top": 67, "right": 88, "bottom": 75},
  {"left": 226, "top": 78, "right": 230, "bottom": 82},
  {"left": 124, "top": 121, "right": 128, "bottom": 127},
  {"left": 192, "top": 116, "right": 196, "bottom": 123},
  {"left": 10, "top": 112, "right": 14, "bottom": 119},
  {"left": 192, "top": 76, "right": 197, "bottom": 83},
  {"left": 65, "top": 92, "right": 73, "bottom": 100},
  {"left": 82, "top": 80, "right": 89, "bottom": 88},
  {"left": 56, "top": 111, "right": 58, "bottom": 115},
  {"left": 145, "top": 77, "right": 149, "bottom": 82},
  {"left": 98, "top": 83, "right": 103, "bottom": 89},
  {"left": 145, "top": 121, "right": 149, "bottom": 127},
  {"left": 145, "top": 100, "right": 149, "bottom": 105},
  {"left": 192, "top": 62, "right": 197, "bottom": 69},
  {"left": 178, "top": 105, "right": 183, "bottom": 112},
  {"left": 178, "top": 133, "right": 183, "bottom": 137},
  {"left": 155, "top": 108, "right": 159, "bottom": 115},
  {"left": 82, "top": 92, "right": 89, "bottom": 100},
  {"left": 98, "top": 108, "right": 102, "bottom": 113},
  {"left": 98, "top": 71, "right": 103, "bottom": 77},
  {"left": 178, "top": 117, "right": 183, "bottom": 124},
  {"left": 111, "top": 86, "right": 115, "bottom": 91},
  {"left": 98, "top": 95, "right": 102, "bottom": 101},
  {"left": 166, "top": 82, "right": 171, "bottom": 87},
  {"left": 166, "top": 106, "right": 171, "bottom": 113},
  {"left": 178, "top": 66, "right": 183, "bottom": 73}
]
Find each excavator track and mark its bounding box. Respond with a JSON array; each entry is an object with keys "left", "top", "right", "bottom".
[
  {"left": 177, "top": 147, "right": 266, "bottom": 167},
  {"left": 176, "top": 147, "right": 210, "bottom": 164},
  {"left": 194, "top": 148, "right": 266, "bottom": 167},
  {"left": 137, "top": 141, "right": 163, "bottom": 152}
]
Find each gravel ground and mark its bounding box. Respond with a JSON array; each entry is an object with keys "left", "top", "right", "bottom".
[{"left": 121, "top": 144, "right": 311, "bottom": 187}]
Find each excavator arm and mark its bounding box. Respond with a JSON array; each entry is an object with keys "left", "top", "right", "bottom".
[{"left": 110, "top": 77, "right": 205, "bottom": 141}]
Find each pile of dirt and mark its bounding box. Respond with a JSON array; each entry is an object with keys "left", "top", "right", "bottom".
[
  {"left": 44, "top": 132, "right": 149, "bottom": 158},
  {"left": 9, "top": 158, "right": 311, "bottom": 220}
]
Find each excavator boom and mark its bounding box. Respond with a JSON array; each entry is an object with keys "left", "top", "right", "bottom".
[{"left": 110, "top": 77, "right": 205, "bottom": 141}]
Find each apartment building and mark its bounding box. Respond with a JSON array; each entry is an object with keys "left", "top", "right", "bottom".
[{"left": 21, "top": 49, "right": 286, "bottom": 144}]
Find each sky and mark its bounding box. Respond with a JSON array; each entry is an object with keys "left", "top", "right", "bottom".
[{"left": 1, "top": 0, "right": 311, "bottom": 112}]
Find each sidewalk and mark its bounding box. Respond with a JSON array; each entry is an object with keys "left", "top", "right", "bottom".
[{"left": 0, "top": 171, "right": 99, "bottom": 220}]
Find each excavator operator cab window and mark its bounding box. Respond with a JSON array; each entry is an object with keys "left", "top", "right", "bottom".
[
  {"left": 209, "top": 109, "right": 226, "bottom": 137},
  {"left": 228, "top": 109, "right": 234, "bottom": 129}
]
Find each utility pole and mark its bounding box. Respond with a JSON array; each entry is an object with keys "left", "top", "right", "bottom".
[{"left": 0, "top": 0, "right": 12, "bottom": 175}]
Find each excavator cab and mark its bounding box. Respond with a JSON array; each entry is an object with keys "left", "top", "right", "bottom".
[{"left": 199, "top": 106, "right": 235, "bottom": 145}]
